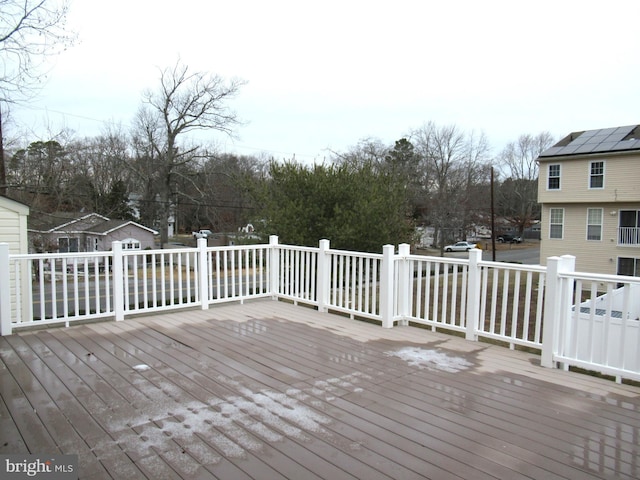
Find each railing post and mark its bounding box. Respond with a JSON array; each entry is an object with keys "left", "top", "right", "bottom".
[
  {"left": 465, "top": 248, "right": 482, "bottom": 341},
  {"left": 558, "top": 255, "right": 576, "bottom": 370},
  {"left": 541, "top": 255, "right": 575, "bottom": 368},
  {"left": 197, "top": 238, "right": 209, "bottom": 309},
  {"left": 269, "top": 235, "right": 280, "bottom": 299},
  {"left": 112, "top": 241, "right": 124, "bottom": 321},
  {"left": 380, "top": 244, "right": 395, "bottom": 328},
  {"left": 0, "top": 243, "right": 12, "bottom": 335},
  {"left": 317, "top": 239, "right": 330, "bottom": 312},
  {"left": 397, "top": 243, "right": 411, "bottom": 326},
  {"left": 542, "top": 257, "right": 560, "bottom": 368}
]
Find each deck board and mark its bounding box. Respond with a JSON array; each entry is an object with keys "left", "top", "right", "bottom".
[{"left": 1, "top": 299, "right": 639, "bottom": 479}]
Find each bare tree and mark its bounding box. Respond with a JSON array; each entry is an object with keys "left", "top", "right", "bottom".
[
  {"left": 129, "top": 61, "right": 246, "bottom": 244},
  {"left": 497, "top": 132, "right": 554, "bottom": 237},
  {"left": 0, "top": 0, "right": 77, "bottom": 194},
  {"left": 411, "top": 122, "right": 490, "bottom": 254},
  {"left": 8, "top": 138, "right": 71, "bottom": 210},
  {"left": 175, "top": 152, "right": 261, "bottom": 233},
  {"left": 63, "top": 128, "right": 134, "bottom": 216}
]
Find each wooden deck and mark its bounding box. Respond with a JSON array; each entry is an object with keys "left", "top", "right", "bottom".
[{"left": 1, "top": 300, "right": 639, "bottom": 479}]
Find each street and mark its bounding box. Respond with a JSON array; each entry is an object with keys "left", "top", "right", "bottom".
[
  {"left": 487, "top": 244, "right": 541, "bottom": 264},
  {"left": 427, "top": 242, "right": 541, "bottom": 265}
]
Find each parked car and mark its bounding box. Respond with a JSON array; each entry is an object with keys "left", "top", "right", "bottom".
[
  {"left": 192, "top": 229, "right": 213, "bottom": 239},
  {"left": 497, "top": 234, "right": 522, "bottom": 244},
  {"left": 444, "top": 241, "right": 477, "bottom": 252}
]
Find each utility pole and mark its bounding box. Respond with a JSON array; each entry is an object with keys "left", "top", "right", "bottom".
[{"left": 490, "top": 167, "right": 496, "bottom": 261}]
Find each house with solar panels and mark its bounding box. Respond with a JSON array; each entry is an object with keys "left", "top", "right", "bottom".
[{"left": 537, "top": 124, "right": 640, "bottom": 276}]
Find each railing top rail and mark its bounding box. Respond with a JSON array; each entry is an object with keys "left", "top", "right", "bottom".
[
  {"left": 122, "top": 247, "right": 197, "bottom": 256},
  {"left": 277, "top": 244, "right": 319, "bottom": 253},
  {"left": 478, "top": 260, "right": 547, "bottom": 273},
  {"left": 9, "top": 251, "right": 112, "bottom": 261},
  {"left": 207, "top": 243, "right": 271, "bottom": 252},
  {"left": 561, "top": 270, "right": 640, "bottom": 284},
  {"left": 404, "top": 254, "right": 470, "bottom": 266},
  {"left": 120, "top": 243, "right": 273, "bottom": 256},
  {"left": 328, "top": 248, "right": 383, "bottom": 259}
]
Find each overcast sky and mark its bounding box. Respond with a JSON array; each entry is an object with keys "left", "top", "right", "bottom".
[{"left": 11, "top": 0, "right": 640, "bottom": 162}]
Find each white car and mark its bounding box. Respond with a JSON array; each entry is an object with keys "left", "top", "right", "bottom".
[
  {"left": 444, "top": 241, "right": 477, "bottom": 252},
  {"left": 192, "top": 229, "right": 213, "bottom": 239}
]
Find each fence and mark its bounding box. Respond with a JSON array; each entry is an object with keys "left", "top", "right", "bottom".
[{"left": 1, "top": 237, "right": 639, "bottom": 382}]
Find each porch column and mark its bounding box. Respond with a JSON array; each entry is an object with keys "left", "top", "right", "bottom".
[
  {"left": 397, "top": 243, "right": 411, "bottom": 326},
  {"left": 269, "top": 235, "right": 280, "bottom": 299},
  {"left": 558, "top": 255, "right": 576, "bottom": 371},
  {"left": 541, "top": 255, "right": 576, "bottom": 368},
  {"left": 197, "top": 238, "right": 209, "bottom": 309},
  {"left": 465, "top": 248, "right": 482, "bottom": 341},
  {"left": 317, "top": 239, "right": 330, "bottom": 313},
  {"left": 112, "top": 241, "right": 124, "bottom": 321},
  {"left": 380, "top": 244, "right": 395, "bottom": 328}
]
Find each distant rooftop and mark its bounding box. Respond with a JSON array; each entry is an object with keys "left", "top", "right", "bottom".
[{"left": 539, "top": 124, "right": 640, "bottom": 158}]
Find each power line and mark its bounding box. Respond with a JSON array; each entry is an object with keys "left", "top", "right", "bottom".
[{"left": 16, "top": 103, "right": 325, "bottom": 161}]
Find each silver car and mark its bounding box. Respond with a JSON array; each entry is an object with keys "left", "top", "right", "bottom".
[{"left": 444, "top": 241, "right": 477, "bottom": 252}]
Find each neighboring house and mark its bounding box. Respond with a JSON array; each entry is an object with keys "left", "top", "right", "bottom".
[
  {"left": 28, "top": 212, "right": 158, "bottom": 253},
  {"left": 537, "top": 124, "right": 640, "bottom": 275}
]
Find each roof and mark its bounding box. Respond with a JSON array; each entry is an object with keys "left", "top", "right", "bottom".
[
  {"left": 539, "top": 124, "right": 640, "bottom": 158},
  {"left": 28, "top": 212, "right": 157, "bottom": 235},
  {"left": 28, "top": 212, "right": 108, "bottom": 233},
  {"left": 85, "top": 219, "right": 158, "bottom": 235},
  {"left": 0, "top": 195, "right": 30, "bottom": 215}
]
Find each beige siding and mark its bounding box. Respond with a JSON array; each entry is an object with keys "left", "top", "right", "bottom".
[
  {"left": 540, "top": 203, "right": 640, "bottom": 274},
  {"left": 0, "top": 211, "right": 28, "bottom": 255},
  {"left": 538, "top": 152, "right": 640, "bottom": 204},
  {"left": 0, "top": 198, "right": 30, "bottom": 326}
]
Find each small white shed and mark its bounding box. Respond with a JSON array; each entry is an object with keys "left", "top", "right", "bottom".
[
  {"left": 0, "top": 196, "right": 30, "bottom": 334},
  {"left": 0, "top": 195, "right": 29, "bottom": 254}
]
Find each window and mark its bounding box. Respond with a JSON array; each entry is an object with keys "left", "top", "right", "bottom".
[
  {"left": 58, "top": 237, "right": 79, "bottom": 253},
  {"left": 549, "top": 208, "right": 563, "bottom": 239},
  {"left": 589, "top": 161, "right": 604, "bottom": 189},
  {"left": 122, "top": 238, "right": 141, "bottom": 250},
  {"left": 619, "top": 210, "right": 640, "bottom": 245},
  {"left": 586, "top": 208, "right": 602, "bottom": 241},
  {"left": 86, "top": 237, "right": 99, "bottom": 252},
  {"left": 548, "top": 164, "right": 560, "bottom": 190},
  {"left": 617, "top": 257, "right": 640, "bottom": 277}
]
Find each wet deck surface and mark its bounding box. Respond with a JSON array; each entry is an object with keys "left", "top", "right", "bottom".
[{"left": 1, "top": 300, "right": 639, "bottom": 479}]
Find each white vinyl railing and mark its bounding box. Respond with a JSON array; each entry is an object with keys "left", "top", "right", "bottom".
[
  {"left": 618, "top": 226, "right": 640, "bottom": 245},
  {"left": 398, "top": 244, "right": 471, "bottom": 333},
  {"left": 549, "top": 263, "right": 640, "bottom": 382},
  {"left": 1, "top": 237, "right": 639, "bottom": 382},
  {"left": 324, "top": 246, "right": 384, "bottom": 321},
  {"left": 206, "top": 244, "right": 272, "bottom": 304},
  {"left": 273, "top": 243, "right": 318, "bottom": 305},
  {"left": 475, "top": 259, "right": 547, "bottom": 349}
]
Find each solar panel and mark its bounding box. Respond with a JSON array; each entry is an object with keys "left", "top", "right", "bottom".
[
  {"left": 539, "top": 125, "right": 640, "bottom": 157},
  {"left": 574, "top": 143, "right": 598, "bottom": 154}
]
